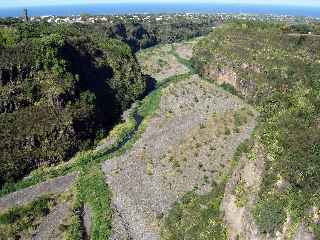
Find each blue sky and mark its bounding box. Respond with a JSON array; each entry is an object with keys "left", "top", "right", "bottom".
[{"left": 2, "top": 0, "right": 320, "bottom": 8}]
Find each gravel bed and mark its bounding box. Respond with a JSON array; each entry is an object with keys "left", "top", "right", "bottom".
[{"left": 0, "top": 172, "right": 78, "bottom": 212}]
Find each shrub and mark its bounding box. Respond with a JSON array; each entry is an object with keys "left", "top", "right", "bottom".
[{"left": 253, "top": 194, "right": 286, "bottom": 235}]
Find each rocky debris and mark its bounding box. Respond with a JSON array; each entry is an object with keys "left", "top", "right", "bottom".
[
  {"left": 137, "top": 44, "right": 189, "bottom": 81},
  {"left": 0, "top": 172, "right": 78, "bottom": 212},
  {"left": 32, "top": 201, "right": 72, "bottom": 240},
  {"left": 174, "top": 42, "right": 194, "bottom": 60},
  {"left": 110, "top": 204, "right": 132, "bottom": 240},
  {"left": 83, "top": 204, "right": 92, "bottom": 240},
  {"left": 173, "top": 37, "right": 202, "bottom": 60},
  {"left": 222, "top": 150, "right": 264, "bottom": 240},
  {"left": 294, "top": 223, "right": 315, "bottom": 240},
  {"left": 103, "top": 75, "right": 257, "bottom": 240}
]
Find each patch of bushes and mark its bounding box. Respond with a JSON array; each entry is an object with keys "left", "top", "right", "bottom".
[
  {"left": 220, "top": 83, "right": 238, "bottom": 96},
  {"left": 0, "top": 70, "right": 190, "bottom": 239},
  {"left": 234, "top": 179, "right": 248, "bottom": 208},
  {"left": 253, "top": 193, "right": 287, "bottom": 235},
  {"left": 161, "top": 184, "right": 227, "bottom": 240}
]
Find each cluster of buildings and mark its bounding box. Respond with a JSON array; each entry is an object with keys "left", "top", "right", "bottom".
[{"left": 16, "top": 9, "right": 320, "bottom": 25}]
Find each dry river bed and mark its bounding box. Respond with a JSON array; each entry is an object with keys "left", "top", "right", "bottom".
[{"left": 103, "top": 41, "right": 257, "bottom": 239}]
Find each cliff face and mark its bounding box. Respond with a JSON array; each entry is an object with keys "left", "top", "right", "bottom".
[
  {"left": 0, "top": 24, "right": 147, "bottom": 186},
  {"left": 193, "top": 22, "right": 320, "bottom": 239},
  {"left": 193, "top": 22, "right": 320, "bottom": 102}
]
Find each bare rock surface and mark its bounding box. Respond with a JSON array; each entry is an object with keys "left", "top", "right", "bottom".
[
  {"left": 103, "top": 74, "right": 257, "bottom": 239},
  {"left": 174, "top": 42, "right": 194, "bottom": 60},
  {"left": 222, "top": 141, "right": 317, "bottom": 240},
  {"left": 0, "top": 172, "right": 78, "bottom": 212},
  {"left": 110, "top": 205, "right": 131, "bottom": 240},
  {"left": 294, "top": 223, "right": 315, "bottom": 240}
]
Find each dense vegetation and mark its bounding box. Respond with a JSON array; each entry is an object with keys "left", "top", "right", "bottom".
[
  {"left": 0, "top": 23, "right": 148, "bottom": 186},
  {"left": 71, "top": 20, "right": 215, "bottom": 52},
  {"left": 283, "top": 22, "right": 320, "bottom": 35},
  {"left": 193, "top": 21, "right": 320, "bottom": 236},
  {"left": 161, "top": 186, "right": 227, "bottom": 240}
]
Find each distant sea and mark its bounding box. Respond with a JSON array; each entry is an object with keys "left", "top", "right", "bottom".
[{"left": 1, "top": 3, "right": 320, "bottom": 18}]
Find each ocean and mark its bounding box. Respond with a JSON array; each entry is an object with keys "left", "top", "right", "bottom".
[{"left": 0, "top": 3, "right": 320, "bottom": 18}]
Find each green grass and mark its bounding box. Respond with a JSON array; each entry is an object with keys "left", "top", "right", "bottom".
[
  {"left": 77, "top": 166, "right": 112, "bottom": 239},
  {"left": 161, "top": 184, "right": 227, "bottom": 240},
  {"left": 0, "top": 97, "right": 142, "bottom": 198},
  {"left": 252, "top": 192, "right": 287, "bottom": 235},
  {"left": 0, "top": 39, "right": 217, "bottom": 239},
  {"left": 0, "top": 195, "right": 57, "bottom": 239},
  {"left": 63, "top": 213, "right": 82, "bottom": 240},
  {"left": 220, "top": 83, "right": 239, "bottom": 96},
  {"left": 234, "top": 179, "right": 248, "bottom": 208}
]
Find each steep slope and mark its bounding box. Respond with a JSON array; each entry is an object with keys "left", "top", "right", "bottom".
[
  {"left": 193, "top": 21, "right": 320, "bottom": 239},
  {"left": 0, "top": 24, "right": 147, "bottom": 186}
]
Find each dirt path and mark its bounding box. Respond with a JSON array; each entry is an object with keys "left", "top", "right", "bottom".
[
  {"left": 0, "top": 172, "right": 78, "bottom": 212},
  {"left": 103, "top": 41, "right": 257, "bottom": 239}
]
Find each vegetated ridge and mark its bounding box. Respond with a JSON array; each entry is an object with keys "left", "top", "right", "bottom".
[{"left": 193, "top": 21, "right": 320, "bottom": 238}]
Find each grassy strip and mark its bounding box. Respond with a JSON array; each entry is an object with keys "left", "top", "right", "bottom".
[
  {"left": 139, "top": 73, "right": 191, "bottom": 116},
  {"left": 0, "top": 109, "right": 138, "bottom": 197},
  {"left": 80, "top": 167, "right": 113, "bottom": 239},
  {"left": 0, "top": 46, "right": 195, "bottom": 197},
  {"left": 64, "top": 166, "right": 112, "bottom": 240},
  {"left": 0, "top": 195, "right": 57, "bottom": 239},
  {"left": 63, "top": 213, "right": 82, "bottom": 240}
]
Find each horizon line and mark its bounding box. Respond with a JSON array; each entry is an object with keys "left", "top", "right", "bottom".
[{"left": 2, "top": 1, "right": 320, "bottom": 9}]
